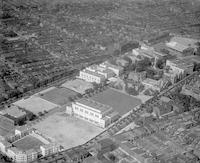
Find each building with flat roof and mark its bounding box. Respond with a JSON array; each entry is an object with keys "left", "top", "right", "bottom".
[
  {"left": 167, "top": 36, "right": 199, "bottom": 51},
  {"left": 142, "top": 78, "right": 162, "bottom": 91},
  {"left": 79, "top": 63, "right": 120, "bottom": 84},
  {"left": 182, "top": 80, "right": 200, "bottom": 101},
  {"left": 67, "top": 98, "right": 119, "bottom": 128},
  {"left": 166, "top": 59, "right": 194, "bottom": 75},
  {"left": 100, "top": 61, "right": 123, "bottom": 76},
  {"left": 0, "top": 128, "right": 61, "bottom": 163},
  {"left": 79, "top": 69, "right": 106, "bottom": 84}
]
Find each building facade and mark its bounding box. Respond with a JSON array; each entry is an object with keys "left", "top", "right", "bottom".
[
  {"left": 68, "top": 98, "right": 119, "bottom": 128},
  {"left": 79, "top": 69, "right": 106, "bottom": 84},
  {"left": 166, "top": 59, "right": 194, "bottom": 76}
]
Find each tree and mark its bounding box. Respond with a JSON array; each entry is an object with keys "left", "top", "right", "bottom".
[
  {"left": 194, "top": 42, "right": 200, "bottom": 56},
  {"left": 108, "top": 153, "right": 117, "bottom": 162},
  {"left": 136, "top": 58, "right": 151, "bottom": 72},
  {"left": 156, "top": 59, "right": 166, "bottom": 69},
  {"left": 38, "top": 112, "right": 44, "bottom": 116},
  {"left": 126, "top": 87, "right": 138, "bottom": 96},
  {"left": 193, "top": 62, "right": 200, "bottom": 71},
  {"left": 68, "top": 96, "right": 75, "bottom": 102}
]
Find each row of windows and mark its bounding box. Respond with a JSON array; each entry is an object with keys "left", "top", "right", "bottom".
[
  {"left": 74, "top": 106, "right": 99, "bottom": 118},
  {"left": 80, "top": 73, "right": 101, "bottom": 82},
  {"left": 75, "top": 113, "right": 99, "bottom": 125}
]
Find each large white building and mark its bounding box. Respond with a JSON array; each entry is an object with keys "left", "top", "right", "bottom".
[
  {"left": 79, "top": 63, "right": 122, "bottom": 84},
  {"left": 79, "top": 69, "right": 106, "bottom": 84},
  {"left": 66, "top": 98, "right": 119, "bottom": 128}
]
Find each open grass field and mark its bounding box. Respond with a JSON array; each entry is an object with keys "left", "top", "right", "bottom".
[
  {"left": 13, "top": 135, "right": 45, "bottom": 151},
  {"left": 91, "top": 88, "right": 142, "bottom": 115},
  {"left": 33, "top": 112, "right": 103, "bottom": 149},
  {"left": 61, "top": 79, "right": 93, "bottom": 94},
  {"left": 39, "top": 87, "right": 78, "bottom": 106},
  {"left": 0, "top": 127, "right": 10, "bottom": 136},
  {"left": 13, "top": 96, "right": 59, "bottom": 115}
]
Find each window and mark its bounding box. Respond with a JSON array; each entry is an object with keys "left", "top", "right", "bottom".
[
  {"left": 80, "top": 109, "right": 83, "bottom": 112},
  {"left": 90, "top": 112, "right": 94, "bottom": 116},
  {"left": 85, "top": 110, "right": 88, "bottom": 114},
  {"left": 95, "top": 114, "right": 99, "bottom": 118}
]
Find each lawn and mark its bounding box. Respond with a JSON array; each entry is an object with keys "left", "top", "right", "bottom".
[
  {"left": 33, "top": 112, "right": 103, "bottom": 149},
  {"left": 13, "top": 135, "right": 45, "bottom": 151},
  {"left": 13, "top": 96, "right": 59, "bottom": 115},
  {"left": 91, "top": 88, "right": 142, "bottom": 115},
  {"left": 39, "top": 87, "right": 78, "bottom": 106}
]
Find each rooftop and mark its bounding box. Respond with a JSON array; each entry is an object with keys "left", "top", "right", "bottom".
[
  {"left": 0, "top": 105, "right": 26, "bottom": 118},
  {"left": 170, "top": 36, "right": 199, "bottom": 48},
  {"left": 82, "top": 69, "right": 106, "bottom": 79},
  {"left": 166, "top": 41, "right": 189, "bottom": 52},
  {"left": 101, "top": 61, "right": 123, "bottom": 71},
  {"left": 76, "top": 98, "right": 112, "bottom": 114}
]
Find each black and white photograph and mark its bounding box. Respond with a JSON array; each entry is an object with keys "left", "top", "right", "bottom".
[{"left": 0, "top": 0, "right": 200, "bottom": 162}]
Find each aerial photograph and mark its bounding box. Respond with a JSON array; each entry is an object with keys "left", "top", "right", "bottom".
[{"left": 0, "top": 0, "right": 200, "bottom": 162}]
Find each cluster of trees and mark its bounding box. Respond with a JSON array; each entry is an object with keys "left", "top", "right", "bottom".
[
  {"left": 0, "top": 154, "right": 12, "bottom": 163},
  {"left": 120, "top": 41, "right": 140, "bottom": 54},
  {"left": 126, "top": 86, "right": 138, "bottom": 96},
  {"left": 171, "top": 91, "right": 200, "bottom": 113},
  {"left": 135, "top": 58, "right": 152, "bottom": 72},
  {"left": 194, "top": 42, "right": 200, "bottom": 56},
  {"left": 124, "top": 82, "right": 144, "bottom": 96},
  {"left": 143, "top": 88, "right": 159, "bottom": 96}
]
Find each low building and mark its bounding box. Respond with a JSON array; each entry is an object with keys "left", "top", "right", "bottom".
[
  {"left": 0, "top": 105, "right": 27, "bottom": 125},
  {"left": 125, "top": 52, "right": 144, "bottom": 63},
  {"left": 40, "top": 143, "right": 60, "bottom": 156},
  {"left": 116, "top": 58, "right": 129, "bottom": 67},
  {"left": 142, "top": 78, "right": 162, "bottom": 91},
  {"left": 166, "top": 36, "right": 199, "bottom": 53},
  {"left": 128, "top": 71, "right": 147, "bottom": 81},
  {"left": 0, "top": 138, "right": 12, "bottom": 154},
  {"left": 163, "top": 71, "right": 178, "bottom": 84},
  {"left": 79, "top": 69, "right": 106, "bottom": 84},
  {"left": 100, "top": 61, "right": 124, "bottom": 76},
  {"left": 182, "top": 80, "right": 200, "bottom": 101},
  {"left": 86, "top": 65, "right": 115, "bottom": 79},
  {"left": 68, "top": 98, "right": 119, "bottom": 128},
  {"left": 79, "top": 63, "right": 120, "bottom": 84},
  {"left": 7, "top": 147, "right": 38, "bottom": 163},
  {"left": 166, "top": 59, "right": 194, "bottom": 76}
]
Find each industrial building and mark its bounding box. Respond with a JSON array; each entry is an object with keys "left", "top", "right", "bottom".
[
  {"left": 66, "top": 98, "right": 119, "bottom": 128},
  {"left": 79, "top": 62, "right": 123, "bottom": 84}
]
